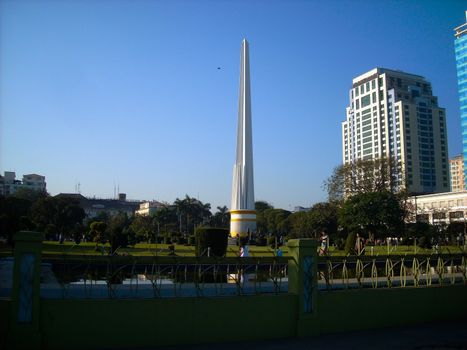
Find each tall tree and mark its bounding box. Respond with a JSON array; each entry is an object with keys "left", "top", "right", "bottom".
[
  {"left": 307, "top": 202, "right": 339, "bottom": 238},
  {"left": 212, "top": 206, "right": 230, "bottom": 228},
  {"left": 287, "top": 211, "right": 313, "bottom": 239},
  {"left": 338, "top": 191, "right": 405, "bottom": 240},
  {"left": 153, "top": 205, "right": 177, "bottom": 237},
  {"left": 257, "top": 208, "right": 291, "bottom": 235},
  {"left": 30, "top": 197, "right": 85, "bottom": 241},
  {"left": 255, "top": 201, "right": 274, "bottom": 212},
  {"left": 89, "top": 221, "right": 107, "bottom": 250},
  {"left": 324, "top": 157, "right": 404, "bottom": 201},
  {"left": 174, "top": 196, "right": 188, "bottom": 233},
  {"left": 130, "top": 215, "right": 155, "bottom": 243},
  {"left": 174, "top": 195, "right": 212, "bottom": 234},
  {"left": 106, "top": 212, "right": 130, "bottom": 254},
  {"left": 0, "top": 195, "right": 35, "bottom": 244}
]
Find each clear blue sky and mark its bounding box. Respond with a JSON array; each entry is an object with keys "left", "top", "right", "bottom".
[{"left": 1, "top": 0, "right": 465, "bottom": 211}]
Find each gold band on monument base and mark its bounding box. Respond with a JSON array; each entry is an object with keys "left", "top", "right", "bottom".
[
  {"left": 230, "top": 210, "right": 256, "bottom": 214},
  {"left": 230, "top": 231, "right": 253, "bottom": 237},
  {"left": 230, "top": 218, "right": 257, "bottom": 222}
]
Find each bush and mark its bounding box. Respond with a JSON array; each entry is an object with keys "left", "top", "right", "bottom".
[
  {"left": 187, "top": 235, "right": 196, "bottom": 245},
  {"left": 195, "top": 227, "right": 229, "bottom": 257},
  {"left": 334, "top": 238, "right": 345, "bottom": 250},
  {"left": 417, "top": 236, "right": 432, "bottom": 249},
  {"left": 239, "top": 233, "right": 249, "bottom": 246},
  {"left": 168, "top": 244, "right": 175, "bottom": 255},
  {"left": 401, "top": 236, "right": 413, "bottom": 245},
  {"left": 344, "top": 232, "right": 357, "bottom": 255},
  {"left": 267, "top": 236, "right": 277, "bottom": 247},
  {"left": 255, "top": 236, "right": 267, "bottom": 246}
]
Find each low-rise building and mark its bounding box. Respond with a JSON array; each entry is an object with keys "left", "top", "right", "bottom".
[
  {"left": 0, "top": 171, "right": 46, "bottom": 196},
  {"left": 408, "top": 191, "right": 467, "bottom": 225},
  {"left": 293, "top": 206, "right": 311, "bottom": 213},
  {"left": 55, "top": 193, "right": 142, "bottom": 219},
  {"left": 135, "top": 201, "right": 164, "bottom": 216}
]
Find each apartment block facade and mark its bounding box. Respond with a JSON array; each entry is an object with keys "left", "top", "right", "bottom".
[{"left": 342, "top": 68, "right": 449, "bottom": 194}]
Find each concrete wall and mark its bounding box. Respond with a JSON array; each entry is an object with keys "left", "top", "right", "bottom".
[
  {"left": 0, "top": 300, "right": 10, "bottom": 350},
  {"left": 2, "top": 285, "right": 467, "bottom": 349},
  {"left": 318, "top": 285, "right": 467, "bottom": 334},
  {"left": 39, "top": 295, "right": 297, "bottom": 350}
]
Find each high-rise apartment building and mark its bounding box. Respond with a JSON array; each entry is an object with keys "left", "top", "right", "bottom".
[
  {"left": 342, "top": 68, "right": 449, "bottom": 194},
  {"left": 449, "top": 155, "right": 465, "bottom": 192},
  {"left": 454, "top": 11, "right": 467, "bottom": 190}
]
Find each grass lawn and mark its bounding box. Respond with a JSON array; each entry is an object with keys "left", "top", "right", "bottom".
[
  {"left": 0, "top": 241, "right": 285, "bottom": 258},
  {"left": 327, "top": 244, "right": 466, "bottom": 256},
  {"left": 0, "top": 240, "right": 464, "bottom": 258}
]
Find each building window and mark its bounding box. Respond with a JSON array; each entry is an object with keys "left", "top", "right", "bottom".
[{"left": 361, "top": 95, "right": 371, "bottom": 107}]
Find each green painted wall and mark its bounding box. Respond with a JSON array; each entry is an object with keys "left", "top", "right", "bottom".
[
  {"left": 3, "top": 285, "right": 467, "bottom": 349},
  {"left": 0, "top": 300, "right": 10, "bottom": 350},
  {"left": 318, "top": 286, "right": 467, "bottom": 334},
  {"left": 39, "top": 295, "right": 298, "bottom": 350}
]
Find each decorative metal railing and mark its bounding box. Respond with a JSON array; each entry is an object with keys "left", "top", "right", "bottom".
[
  {"left": 4, "top": 249, "right": 466, "bottom": 300},
  {"left": 38, "top": 255, "right": 290, "bottom": 299},
  {"left": 317, "top": 254, "right": 467, "bottom": 290}
]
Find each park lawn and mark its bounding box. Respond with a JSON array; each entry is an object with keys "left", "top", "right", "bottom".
[
  {"left": 0, "top": 241, "right": 286, "bottom": 258},
  {"left": 0, "top": 241, "right": 463, "bottom": 258},
  {"left": 326, "top": 244, "right": 465, "bottom": 256}
]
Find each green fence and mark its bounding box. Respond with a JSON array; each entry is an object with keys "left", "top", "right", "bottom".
[{"left": 317, "top": 254, "right": 467, "bottom": 289}]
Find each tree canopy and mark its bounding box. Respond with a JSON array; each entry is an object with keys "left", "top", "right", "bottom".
[
  {"left": 338, "top": 191, "right": 405, "bottom": 240},
  {"left": 324, "top": 156, "right": 404, "bottom": 201}
]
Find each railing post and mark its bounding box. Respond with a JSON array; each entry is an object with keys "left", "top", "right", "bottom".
[
  {"left": 287, "top": 238, "right": 319, "bottom": 336},
  {"left": 9, "top": 231, "right": 44, "bottom": 350}
]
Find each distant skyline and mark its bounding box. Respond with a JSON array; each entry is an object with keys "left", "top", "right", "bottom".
[{"left": 1, "top": 0, "right": 466, "bottom": 211}]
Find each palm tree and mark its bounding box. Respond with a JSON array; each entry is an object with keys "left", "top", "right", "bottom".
[
  {"left": 212, "top": 205, "right": 229, "bottom": 228},
  {"left": 174, "top": 197, "right": 187, "bottom": 233},
  {"left": 217, "top": 206, "right": 229, "bottom": 227}
]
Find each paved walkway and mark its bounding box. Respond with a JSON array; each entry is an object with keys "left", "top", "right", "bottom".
[{"left": 150, "top": 320, "right": 467, "bottom": 350}]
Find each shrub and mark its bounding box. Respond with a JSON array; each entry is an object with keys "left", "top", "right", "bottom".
[
  {"left": 168, "top": 244, "right": 175, "bottom": 255},
  {"left": 187, "top": 235, "right": 196, "bottom": 245},
  {"left": 344, "top": 232, "right": 357, "bottom": 255},
  {"left": 195, "top": 227, "right": 229, "bottom": 257},
  {"left": 255, "top": 236, "right": 267, "bottom": 246},
  {"left": 239, "top": 233, "right": 249, "bottom": 246},
  {"left": 267, "top": 235, "right": 277, "bottom": 247},
  {"left": 401, "top": 236, "right": 413, "bottom": 245},
  {"left": 417, "top": 236, "right": 432, "bottom": 249}
]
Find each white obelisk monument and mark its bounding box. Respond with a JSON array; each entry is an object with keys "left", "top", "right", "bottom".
[{"left": 230, "top": 39, "right": 256, "bottom": 237}]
